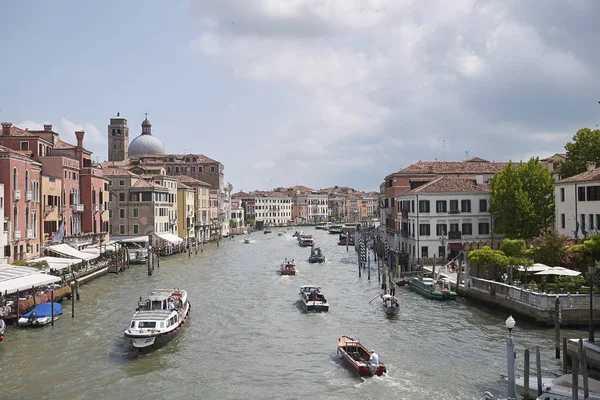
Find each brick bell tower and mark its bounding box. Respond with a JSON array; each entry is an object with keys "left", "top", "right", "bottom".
[{"left": 107, "top": 112, "right": 129, "bottom": 161}]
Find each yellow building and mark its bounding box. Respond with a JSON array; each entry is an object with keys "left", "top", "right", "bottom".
[
  {"left": 175, "top": 175, "right": 211, "bottom": 241},
  {"left": 41, "top": 175, "right": 63, "bottom": 243},
  {"left": 177, "top": 181, "right": 195, "bottom": 240}
]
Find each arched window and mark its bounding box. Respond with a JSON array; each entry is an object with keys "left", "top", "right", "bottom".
[
  {"left": 12, "top": 168, "right": 17, "bottom": 189},
  {"left": 113, "top": 143, "right": 116, "bottom": 149},
  {"left": 117, "top": 129, "right": 121, "bottom": 135},
  {"left": 13, "top": 205, "right": 17, "bottom": 235},
  {"left": 25, "top": 206, "right": 29, "bottom": 231},
  {"left": 25, "top": 170, "right": 29, "bottom": 192},
  {"left": 112, "top": 129, "right": 116, "bottom": 136},
  {"left": 92, "top": 189, "right": 96, "bottom": 204}
]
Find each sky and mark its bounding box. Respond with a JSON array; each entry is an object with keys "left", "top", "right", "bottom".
[{"left": 1, "top": 1, "right": 599, "bottom": 193}]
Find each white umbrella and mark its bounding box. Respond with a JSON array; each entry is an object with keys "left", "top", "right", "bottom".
[
  {"left": 534, "top": 266, "right": 581, "bottom": 277},
  {"left": 517, "top": 263, "right": 551, "bottom": 273}
]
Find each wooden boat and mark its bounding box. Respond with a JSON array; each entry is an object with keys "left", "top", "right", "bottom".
[
  {"left": 329, "top": 224, "right": 343, "bottom": 234},
  {"left": 18, "top": 302, "right": 63, "bottom": 327},
  {"left": 263, "top": 229, "right": 272, "bottom": 234},
  {"left": 292, "top": 230, "right": 303, "bottom": 238},
  {"left": 337, "top": 336, "right": 386, "bottom": 376},
  {"left": 0, "top": 319, "right": 5, "bottom": 342},
  {"left": 298, "top": 235, "right": 314, "bottom": 247},
  {"left": 381, "top": 293, "right": 400, "bottom": 315},
  {"left": 338, "top": 233, "right": 355, "bottom": 246},
  {"left": 129, "top": 248, "right": 148, "bottom": 265},
  {"left": 299, "top": 285, "right": 329, "bottom": 312},
  {"left": 124, "top": 289, "right": 191, "bottom": 352},
  {"left": 279, "top": 260, "right": 296, "bottom": 275},
  {"left": 308, "top": 247, "right": 325, "bottom": 263},
  {"left": 408, "top": 276, "right": 457, "bottom": 301}
]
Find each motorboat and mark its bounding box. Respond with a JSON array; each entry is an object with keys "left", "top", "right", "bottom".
[
  {"left": 18, "top": 302, "right": 63, "bottom": 327},
  {"left": 337, "top": 335, "right": 386, "bottom": 377},
  {"left": 299, "top": 285, "right": 329, "bottom": 312},
  {"left": 292, "top": 230, "right": 303, "bottom": 238},
  {"left": 338, "top": 233, "right": 355, "bottom": 246},
  {"left": 308, "top": 247, "right": 325, "bottom": 263},
  {"left": 381, "top": 293, "right": 400, "bottom": 315},
  {"left": 277, "top": 232, "right": 284, "bottom": 236},
  {"left": 0, "top": 319, "right": 5, "bottom": 342},
  {"left": 129, "top": 248, "right": 148, "bottom": 265},
  {"left": 243, "top": 235, "right": 251, "bottom": 244},
  {"left": 408, "top": 276, "right": 457, "bottom": 301},
  {"left": 504, "top": 373, "right": 600, "bottom": 400},
  {"left": 279, "top": 260, "right": 296, "bottom": 275},
  {"left": 263, "top": 228, "right": 272, "bottom": 234},
  {"left": 298, "top": 235, "right": 314, "bottom": 247},
  {"left": 124, "top": 289, "right": 191, "bottom": 351},
  {"left": 329, "top": 224, "right": 343, "bottom": 234}
]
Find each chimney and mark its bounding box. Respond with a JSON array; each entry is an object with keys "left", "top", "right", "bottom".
[
  {"left": 43, "top": 124, "right": 52, "bottom": 132},
  {"left": 475, "top": 175, "right": 484, "bottom": 185},
  {"left": 75, "top": 130, "right": 85, "bottom": 149},
  {"left": 428, "top": 165, "right": 434, "bottom": 173},
  {"left": 587, "top": 161, "right": 597, "bottom": 172},
  {"left": 1, "top": 122, "right": 12, "bottom": 136}
]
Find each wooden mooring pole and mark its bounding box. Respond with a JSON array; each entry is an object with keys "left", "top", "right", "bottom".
[
  {"left": 572, "top": 355, "right": 579, "bottom": 400},
  {"left": 71, "top": 284, "right": 75, "bottom": 318},
  {"left": 562, "top": 337, "right": 568, "bottom": 374},
  {"left": 51, "top": 290, "right": 55, "bottom": 326},
  {"left": 16, "top": 288, "right": 20, "bottom": 320},
  {"left": 367, "top": 247, "right": 371, "bottom": 281},
  {"left": 523, "top": 348, "right": 530, "bottom": 400},
  {"left": 555, "top": 296, "right": 561, "bottom": 359}
]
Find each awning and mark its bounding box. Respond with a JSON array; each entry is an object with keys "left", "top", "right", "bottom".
[
  {"left": 45, "top": 244, "right": 99, "bottom": 261},
  {"left": 115, "top": 236, "right": 149, "bottom": 243},
  {"left": 156, "top": 233, "right": 184, "bottom": 244},
  {"left": 28, "top": 256, "right": 83, "bottom": 271},
  {"left": 0, "top": 265, "right": 62, "bottom": 294},
  {"left": 450, "top": 243, "right": 464, "bottom": 251},
  {"left": 518, "top": 263, "right": 551, "bottom": 273},
  {"left": 75, "top": 241, "right": 92, "bottom": 248}
]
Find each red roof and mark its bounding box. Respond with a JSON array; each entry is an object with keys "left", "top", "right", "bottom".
[{"left": 405, "top": 176, "right": 490, "bottom": 194}]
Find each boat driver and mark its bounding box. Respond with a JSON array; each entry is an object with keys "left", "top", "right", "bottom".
[{"left": 369, "top": 350, "right": 379, "bottom": 365}]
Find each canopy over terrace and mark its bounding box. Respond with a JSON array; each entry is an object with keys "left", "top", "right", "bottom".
[
  {"left": 28, "top": 256, "right": 83, "bottom": 272},
  {"left": 517, "top": 263, "right": 552, "bottom": 273},
  {"left": 156, "top": 233, "right": 184, "bottom": 244},
  {"left": 0, "top": 265, "right": 62, "bottom": 294},
  {"left": 45, "top": 244, "right": 100, "bottom": 261},
  {"left": 535, "top": 266, "right": 582, "bottom": 277}
]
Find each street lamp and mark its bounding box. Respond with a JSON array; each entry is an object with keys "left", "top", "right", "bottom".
[
  {"left": 505, "top": 315, "right": 516, "bottom": 399},
  {"left": 589, "top": 262, "right": 595, "bottom": 343}
]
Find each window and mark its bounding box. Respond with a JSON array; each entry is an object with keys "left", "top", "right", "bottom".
[
  {"left": 449, "top": 200, "right": 459, "bottom": 212},
  {"left": 119, "top": 224, "right": 125, "bottom": 234},
  {"left": 419, "top": 224, "right": 430, "bottom": 236},
  {"left": 462, "top": 223, "right": 472, "bottom": 235},
  {"left": 449, "top": 223, "right": 459, "bottom": 232},
  {"left": 142, "top": 192, "right": 152, "bottom": 201},
  {"left": 418, "top": 200, "right": 430, "bottom": 213},
  {"left": 479, "top": 199, "right": 487, "bottom": 212},
  {"left": 591, "top": 214, "right": 595, "bottom": 231},
  {"left": 578, "top": 187, "right": 586, "bottom": 201},
  {"left": 119, "top": 208, "right": 125, "bottom": 218},
  {"left": 438, "top": 246, "right": 445, "bottom": 258},
  {"left": 436, "top": 200, "right": 447, "bottom": 213},
  {"left": 581, "top": 214, "right": 587, "bottom": 234},
  {"left": 20, "top": 141, "right": 29, "bottom": 151},
  {"left": 119, "top": 180, "right": 125, "bottom": 186},
  {"left": 436, "top": 223, "right": 447, "bottom": 236},
  {"left": 109, "top": 209, "right": 113, "bottom": 218},
  {"left": 119, "top": 193, "right": 125, "bottom": 201},
  {"left": 478, "top": 222, "right": 490, "bottom": 235},
  {"left": 461, "top": 200, "right": 471, "bottom": 212},
  {"left": 560, "top": 188, "right": 565, "bottom": 202},
  {"left": 211, "top": 166, "right": 215, "bottom": 173},
  {"left": 586, "top": 186, "right": 600, "bottom": 201},
  {"left": 421, "top": 246, "right": 428, "bottom": 258},
  {"left": 133, "top": 208, "right": 139, "bottom": 218},
  {"left": 133, "top": 224, "right": 139, "bottom": 234}
]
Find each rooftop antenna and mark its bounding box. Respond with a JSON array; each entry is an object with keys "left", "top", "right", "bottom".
[
  {"left": 465, "top": 150, "right": 470, "bottom": 160},
  {"left": 145, "top": 111, "right": 148, "bottom": 120},
  {"left": 442, "top": 140, "right": 446, "bottom": 160}
]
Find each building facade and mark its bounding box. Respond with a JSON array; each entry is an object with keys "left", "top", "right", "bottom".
[
  {"left": 177, "top": 182, "right": 195, "bottom": 240},
  {"left": 107, "top": 113, "right": 130, "bottom": 162},
  {"left": 295, "top": 192, "right": 328, "bottom": 224},
  {"left": 240, "top": 191, "right": 292, "bottom": 227},
  {"left": 41, "top": 175, "right": 62, "bottom": 242}
]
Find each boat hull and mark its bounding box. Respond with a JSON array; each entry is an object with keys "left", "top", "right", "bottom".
[
  {"left": 280, "top": 270, "right": 296, "bottom": 276},
  {"left": 17, "top": 315, "right": 61, "bottom": 327},
  {"left": 303, "top": 303, "right": 329, "bottom": 312},
  {"left": 337, "top": 336, "right": 386, "bottom": 377},
  {"left": 308, "top": 257, "right": 325, "bottom": 263},
  {"left": 125, "top": 302, "right": 191, "bottom": 352},
  {"left": 383, "top": 305, "right": 400, "bottom": 315},
  {"left": 408, "top": 280, "right": 457, "bottom": 301}
]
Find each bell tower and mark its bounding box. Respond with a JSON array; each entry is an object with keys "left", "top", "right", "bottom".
[{"left": 107, "top": 112, "right": 129, "bottom": 161}]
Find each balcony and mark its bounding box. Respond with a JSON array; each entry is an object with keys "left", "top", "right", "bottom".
[
  {"left": 93, "top": 204, "right": 99, "bottom": 213},
  {"left": 72, "top": 204, "right": 84, "bottom": 213},
  {"left": 13, "top": 230, "right": 21, "bottom": 241},
  {"left": 44, "top": 205, "right": 56, "bottom": 217},
  {"left": 13, "top": 190, "right": 20, "bottom": 201},
  {"left": 27, "top": 229, "right": 33, "bottom": 239},
  {"left": 26, "top": 191, "right": 32, "bottom": 201},
  {"left": 448, "top": 231, "right": 462, "bottom": 240}
]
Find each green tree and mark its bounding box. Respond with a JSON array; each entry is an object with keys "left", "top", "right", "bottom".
[
  {"left": 489, "top": 158, "right": 554, "bottom": 239},
  {"left": 558, "top": 128, "right": 600, "bottom": 179},
  {"left": 530, "top": 228, "right": 575, "bottom": 267},
  {"left": 500, "top": 238, "right": 532, "bottom": 280},
  {"left": 229, "top": 219, "right": 237, "bottom": 229},
  {"left": 467, "top": 246, "right": 508, "bottom": 279},
  {"left": 247, "top": 219, "right": 255, "bottom": 228}
]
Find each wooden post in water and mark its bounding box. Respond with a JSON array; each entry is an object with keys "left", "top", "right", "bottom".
[
  {"left": 367, "top": 246, "right": 371, "bottom": 281},
  {"left": 579, "top": 338, "right": 585, "bottom": 374},
  {"left": 76, "top": 280, "right": 80, "bottom": 300},
  {"left": 71, "top": 284, "right": 75, "bottom": 318},
  {"left": 346, "top": 232, "right": 349, "bottom": 252},
  {"left": 582, "top": 347, "right": 589, "bottom": 399},
  {"left": 536, "top": 346, "right": 542, "bottom": 397},
  {"left": 377, "top": 249, "right": 381, "bottom": 283},
  {"left": 563, "top": 337, "right": 568, "bottom": 374},
  {"left": 523, "top": 348, "right": 530, "bottom": 400},
  {"left": 147, "top": 250, "right": 152, "bottom": 276},
  {"left": 555, "top": 296, "right": 561, "bottom": 359},
  {"left": 16, "top": 288, "right": 20, "bottom": 320},
  {"left": 572, "top": 355, "right": 579, "bottom": 400},
  {"left": 51, "top": 290, "right": 54, "bottom": 326},
  {"left": 32, "top": 285, "right": 36, "bottom": 307},
  {"left": 432, "top": 255, "right": 436, "bottom": 281}
]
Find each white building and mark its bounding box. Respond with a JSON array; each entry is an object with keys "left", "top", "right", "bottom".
[
  {"left": 221, "top": 182, "right": 233, "bottom": 237},
  {"left": 396, "top": 176, "right": 495, "bottom": 267},
  {"left": 555, "top": 162, "right": 600, "bottom": 239},
  {"left": 0, "top": 183, "right": 7, "bottom": 264},
  {"left": 242, "top": 191, "right": 292, "bottom": 227},
  {"left": 295, "top": 191, "right": 328, "bottom": 224}
]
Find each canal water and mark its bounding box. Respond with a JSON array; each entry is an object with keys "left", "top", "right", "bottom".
[{"left": 0, "top": 229, "right": 587, "bottom": 400}]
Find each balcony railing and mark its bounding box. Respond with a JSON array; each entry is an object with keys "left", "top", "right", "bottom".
[
  {"left": 13, "top": 190, "right": 20, "bottom": 201},
  {"left": 13, "top": 230, "right": 21, "bottom": 241},
  {"left": 72, "top": 204, "right": 84, "bottom": 213},
  {"left": 93, "top": 204, "right": 99, "bottom": 213},
  {"left": 27, "top": 229, "right": 33, "bottom": 239},
  {"left": 25, "top": 191, "right": 32, "bottom": 201},
  {"left": 448, "top": 231, "right": 462, "bottom": 240},
  {"left": 44, "top": 205, "right": 56, "bottom": 217}
]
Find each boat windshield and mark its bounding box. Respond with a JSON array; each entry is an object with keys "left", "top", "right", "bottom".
[
  {"left": 151, "top": 300, "right": 164, "bottom": 310},
  {"left": 138, "top": 321, "right": 156, "bottom": 329}
]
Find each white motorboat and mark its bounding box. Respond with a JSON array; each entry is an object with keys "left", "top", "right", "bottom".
[
  {"left": 124, "top": 289, "right": 191, "bottom": 351},
  {"left": 17, "top": 302, "right": 63, "bottom": 327},
  {"left": 299, "top": 285, "right": 329, "bottom": 312}
]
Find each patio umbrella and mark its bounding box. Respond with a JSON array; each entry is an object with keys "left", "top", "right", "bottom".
[
  {"left": 534, "top": 266, "right": 581, "bottom": 277},
  {"left": 517, "top": 263, "right": 551, "bottom": 273}
]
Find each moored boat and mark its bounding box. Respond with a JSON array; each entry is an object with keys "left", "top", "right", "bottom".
[
  {"left": 337, "top": 335, "right": 386, "bottom": 376},
  {"left": 124, "top": 289, "right": 191, "bottom": 351},
  {"left": 329, "top": 224, "right": 343, "bottom": 234},
  {"left": 17, "top": 302, "right": 63, "bottom": 327},
  {"left": 381, "top": 293, "right": 400, "bottom": 315},
  {"left": 308, "top": 247, "right": 325, "bottom": 263},
  {"left": 338, "top": 233, "right": 355, "bottom": 246},
  {"left": 298, "top": 235, "right": 314, "bottom": 247},
  {"left": 279, "top": 259, "right": 296, "bottom": 275},
  {"left": 129, "top": 248, "right": 149, "bottom": 265},
  {"left": 292, "top": 230, "right": 303, "bottom": 238},
  {"left": 0, "top": 319, "right": 5, "bottom": 342},
  {"left": 299, "top": 285, "right": 329, "bottom": 312},
  {"left": 408, "top": 276, "right": 457, "bottom": 301}
]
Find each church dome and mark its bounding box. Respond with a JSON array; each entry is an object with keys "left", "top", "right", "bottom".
[{"left": 128, "top": 118, "right": 165, "bottom": 158}]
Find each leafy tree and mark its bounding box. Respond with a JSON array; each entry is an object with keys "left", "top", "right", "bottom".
[
  {"left": 558, "top": 128, "right": 600, "bottom": 179},
  {"left": 489, "top": 158, "right": 554, "bottom": 239},
  {"left": 247, "top": 219, "right": 255, "bottom": 228},
  {"left": 229, "top": 219, "right": 237, "bottom": 229},
  {"left": 529, "top": 228, "right": 575, "bottom": 267},
  {"left": 467, "top": 246, "right": 508, "bottom": 279},
  {"left": 500, "top": 238, "right": 532, "bottom": 281}
]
